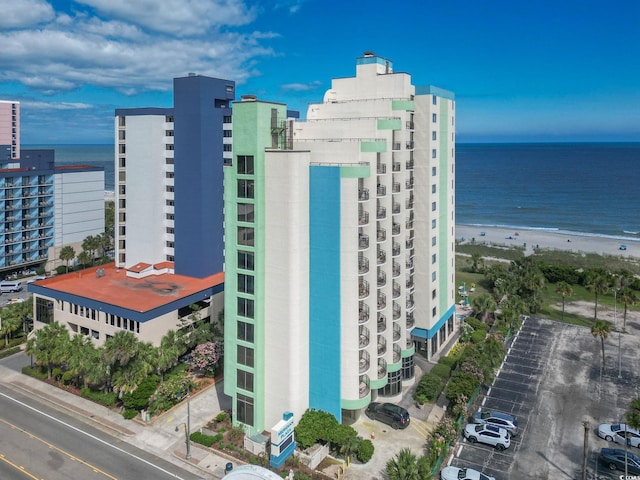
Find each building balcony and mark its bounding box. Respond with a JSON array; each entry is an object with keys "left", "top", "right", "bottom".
[
  {"left": 406, "top": 238, "right": 414, "bottom": 250},
  {"left": 358, "top": 256, "right": 369, "bottom": 275},
  {"left": 406, "top": 278, "right": 415, "bottom": 292},
  {"left": 358, "top": 234, "right": 369, "bottom": 250},
  {"left": 392, "top": 142, "right": 401, "bottom": 151},
  {"left": 406, "top": 311, "right": 415, "bottom": 329},
  {"left": 377, "top": 184, "right": 386, "bottom": 196},
  {"left": 407, "top": 228, "right": 415, "bottom": 240},
  {"left": 392, "top": 161, "right": 401, "bottom": 172},
  {"left": 377, "top": 292, "right": 386, "bottom": 311},
  {"left": 406, "top": 141, "right": 414, "bottom": 150},
  {"left": 392, "top": 242, "right": 400, "bottom": 257},
  {"left": 377, "top": 227, "right": 386, "bottom": 242},
  {"left": 405, "top": 200, "right": 414, "bottom": 209},
  {"left": 359, "top": 351, "right": 370, "bottom": 374},
  {"left": 377, "top": 338, "right": 387, "bottom": 356},
  {"left": 406, "top": 121, "right": 414, "bottom": 130},
  {"left": 392, "top": 203, "right": 401, "bottom": 215},
  {"left": 393, "top": 323, "right": 401, "bottom": 342},
  {"left": 378, "top": 358, "right": 387, "bottom": 379},
  {"left": 406, "top": 298, "right": 415, "bottom": 312},
  {"left": 358, "top": 188, "right": 370, "bottom": 201},
  {"left": 359, "top": 375, "right": 370, "bottom": 398},
  {"left": 406, "top": 336, "right": 414, "bottom": 350},
  {"left": 393, "top": 344, "right": 401, "bottom": 363},
  {"left": 377, "top": 163, "right": 386, "bottom": 175},
  {"left": 377, "top": 269, "right": 387, "bottom": 287},
  {"left": 359, "top": 302, "right": 370, "bottom": 324},
  {"left": 359, "top": 325, "right": 370, "bottom": 349},
  {"left": 359, "top": 279, "right": 370, "bottom": 299},
  {"left": 376, "top": 207, "right": 386, "bottom": 220},
  {"left": 377, "top": 248, "right": 386, "bottom": 265},
  {"left": 358, "top": 211, "right": 369, "bottom": 226},
  {"left": 377, "top": 313, "right": 386, "bottom": 333},
  {"left": 392, "top": 182, "right": 401, "bottom": 194},
  {"left": 393, "top": 302, "right": 401, "bottom": 320},
  {"left": 406, "top": 219, "right": 414, "bottom": 230},
  {"left": 405, "top": 180, "right": 414, "bottom": 190},
  {"left": 392, "top": 261, "right": 400, "bottom": 278},
  {"left": 392, "top": 281, "right": 401, "bottom": 299},
  {"left": 392, "top": 223, "right": 401, "bottom": 236}
]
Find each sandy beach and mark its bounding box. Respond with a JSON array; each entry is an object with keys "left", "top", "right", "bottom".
[{"left": 456, "top": 224, "right": 640, "bottom": 259}]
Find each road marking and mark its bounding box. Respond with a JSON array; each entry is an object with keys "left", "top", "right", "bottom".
[
  {"left": 410, "top": 418, "right": 430, "bottom": 437},
  {"left": 0, "top": 453, "right": 41, "bottom": 480},
  {"left": 0, "top": 391, "right": 187, "bottom": 480}
]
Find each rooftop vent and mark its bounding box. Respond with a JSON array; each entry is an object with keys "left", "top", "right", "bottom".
[
  {"left": 188, "top": 72, "right": 196, "bottom": 77},
  {"left": 241, "top": 94, "right": 257, "bottom": 102},
  {"left": 363, "top": 51, "right": 375, "bottom": 57},
  {"left": 96, "top": 268, "right": 105, "bottom": 278}
]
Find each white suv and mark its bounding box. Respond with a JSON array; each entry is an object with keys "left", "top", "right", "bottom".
[{"left": 464, "top": 423, "right": 511, "bottom": 450}]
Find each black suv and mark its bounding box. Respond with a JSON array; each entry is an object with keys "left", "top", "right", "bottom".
[{"left": 365, "top": 402, "right": 410, "bottom": 429}]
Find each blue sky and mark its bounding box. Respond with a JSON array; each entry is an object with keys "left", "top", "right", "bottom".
[{"left": 2, "top": 0, "right": 639, "bottom": 144}]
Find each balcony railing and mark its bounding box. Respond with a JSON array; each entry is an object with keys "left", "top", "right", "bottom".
[
  {"left": 377, "top": 292, "right": 386, "bottom": 310},
  {"left": 392, "top": 261, "right": 400, "bottom": 277},
  {"left": 406, "top": 298, "right": 415, "bottom": 311},
  {"left": 377, "top": 228, "right": 386, "bottom": 242},
  {"left": 406, "top": 336, "right": 414, "bottom": 349},
  {"left": 358, "top": 188, "right": 370, "bottom": 201},
  {"left": 359, "top": 325, "right": 370, "bottom": 348},
  {"left": 393, "top": 302, "right": 401, "bottom": 320},
  {"left": 377, "top": 269, "right": 387, "bottom": 287},
  {"left": 392, "top": 182, "right": 401, "bottom": 193},
  {"left": 359, "top": 302, "right": 370, "bottom": 324},
  {"left": 406, "top": 141, "right": 414, "bottom": 150},
  {"left": 377, "top": 184, "right": 386, "bottom": 196},
  {"left": 406, "top": 219, "right": 414, "bottom": 229},
  {"left": 406, "top": 311, "right": 415, "bottom": 328},
  {"left": 378, "top": 338, "right": 387, "bottom": 356},
  {"left": 359, "top": 375, "right": 370, "bottom": 398},
  {"left": 406, "top": 239, "right": 414, "bottom": 250},
  {"left": 377, "top": 313, "right": 386, "bottom": 333},
  {"left": 393, "top": 323, "right": 401, "bottom": 342},
  {"left": 358, "top": 256, "right": 369, "bottom": 274},
  {"left": 376, "top": 207, "right": 386, "bottom": 219},
  {"left": 392, "top": 281, "right": 401, "bottom": 299},
  {"left": 378, "top": 358, "right": 387, "bottom": 379},
  {"left": 406, "top": 121, "right": 414, "bottom": 130},
  {"left": 392, "top": 142, "right": 401, "bottom": 151},
  {"left": 392, "top": 162, "right": 401, "bottom": 172},
  {"left": 377, "top": 163, "right": 386, "bottom": 174},
  {"left": 392, "top": 242, "right": 401, "bottom": 257},
  {"left": 393, "top": 344, "right": 401, "bottom": 363},
  {"left": 359, "top": 280, "right": 370, "bottom": 299},
  {"left": 359, "top": 211, "right": 370, "bottom": 226},
  {"left": 377, "top": 249, "right": 386, "bottom": 265},
  {"left": 392, "top": 202, "right": 400, "bottom": 214},
  {"left": 392, "top": 223, "right": 401, "bottom": 236},
  {"left": 405, "top": 180, "right": 414, "bottom": 189},
  {"left": 359, "top": 234, "right": 369, "bottom": 250},
  {"left": 359, "top": 351, "right": 370, "bottom": 374}
]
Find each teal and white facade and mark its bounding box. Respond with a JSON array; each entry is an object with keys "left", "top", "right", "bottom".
[{"left": 224, "top": 53, "right": 455, "bottom": 436}]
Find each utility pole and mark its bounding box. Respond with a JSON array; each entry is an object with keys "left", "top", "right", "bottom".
[{"left": 582, "top": 420, "right": 589, "bottom": 480}]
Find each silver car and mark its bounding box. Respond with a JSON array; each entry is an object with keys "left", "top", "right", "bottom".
[
  {"left": 464, "top": 423, "right": 511, "bottom": 450},
  {"left": 472, "top": 409, "right": 519, "bottom": 437}
]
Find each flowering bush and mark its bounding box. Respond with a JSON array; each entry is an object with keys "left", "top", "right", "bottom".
[{"left": 190, "top": 342, "right": 223, "bottom": 377}]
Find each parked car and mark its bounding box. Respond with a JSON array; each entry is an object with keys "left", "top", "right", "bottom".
[
  {"left": 463, "top": 423, "right": 510, "bottom": 450},
  {"left": 598, "top": 423, "right": 640, "bottom": 447},
  {"left": 441, "top": 466, "right": 495, "bottom": 480},
  {"left": 600, "top": 448, "right": 640, "bottom": 473},
  {"left": 472, "top": 409, "right": 519, "bottom": 436},
  {"left": 365, "top": 402, "right": 410, "bottom": 429}
]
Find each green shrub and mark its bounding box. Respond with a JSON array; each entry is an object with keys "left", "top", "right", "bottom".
[
  {"left": 437, "top": 356, "right": 456, "bottom": 368},
  {"left": 215, "top": 411, "right": 228, "bottom": 423},
  {"left": 0, "top": 346, "right": 20, "bottom": 359},
  {"left": 470, "top": 329, "right": 486, "bottom": 344},
  {"left": 414, "top": 373, "right": 443, "bottom": 403},
  {"left": 123, "top": 375, "right": 159, "bottom": 411},
  {"left": 80, "top": 387, "right": 118, "bottom": 406},
  {"left": 294, "top": 409, "right": 339, "bottom": 450},
  {"left": 123, "top": 409, "right": 138, "bottom": 420},
  {"left": 356, "top": 439, "right": 374, "bottom": 463},
  {"left": 431, "top": 364, "right": 451, "bottom": 379},
  {"left": 445, "top": 371, "right": 480, "bottom": 405},
  {"left": 51, "top": 367, "right": 63, "bottom": 380},
  {"left": 61, "top": 371, "right": 75, "bottom": 385},
  {"left": 464, "top": 317, "right": 488, "bottom": 331},
  {"left": 227, "top": 425, "right": 245, "bottom": 443},
  {"left": 22, "top": 365, "right": 48, "bottom": 379},
  {"left": 190, "top": 431, "right": 217, "bottom": 447}
]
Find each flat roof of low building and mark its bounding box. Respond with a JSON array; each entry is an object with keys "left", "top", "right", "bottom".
[{"left": 29, "top": 262, "right": 224, "bottom": 323}]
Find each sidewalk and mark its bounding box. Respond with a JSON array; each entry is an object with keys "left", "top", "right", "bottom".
[{"left": 0, "top": 356, "right": 236, "bottom": 479}]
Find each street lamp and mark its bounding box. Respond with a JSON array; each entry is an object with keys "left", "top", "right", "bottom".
[
  {"left": 614, "top": 288, "right": 622, "bottom": 379},
  {"left": 175, "top": 391, "right": 191, "bottom": 459}
]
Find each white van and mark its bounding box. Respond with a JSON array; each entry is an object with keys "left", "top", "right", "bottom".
[{"left": 0, "top": 281, "right": 22, "bottom": 293}]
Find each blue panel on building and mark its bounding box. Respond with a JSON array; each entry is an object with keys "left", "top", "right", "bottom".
[
  {"left": 308, "top": 166, "right": 342, "bottom": 421},
  {"left": 173, "top": 75, "right": 235, "bottom": 278}
]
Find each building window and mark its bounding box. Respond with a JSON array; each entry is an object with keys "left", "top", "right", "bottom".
[
  {"left": 432, "top": 219, "right": 436, "bottom": 228},
  {"left": 119, "top": 144, "right": 126, "bottom": 154},
  {"left": 402, "top": 356, "right": 414, "bottom": 380},
  {"left": 166, "top": 186, "right": 174, "bottom": 193},
  {"left": 166, "top": 213, "right": 174, "bottom": 220},
  {"left": 223, "top": 144, "right": 232, "bottom": 152},
  {"left": 238, "top": 251, "right": 254, "bottom": 271},
  {"left": 166, "top": 158, "right": 174, "bottom": 165},
  {"left": 165, "top": 130, "right": 174, "bottom": 136},
  {"left": 118, "top": 116, "right": 126, "bottom": 127},
  {"left": 237, "top": 394, "right": 254, "bottom": 426},
  {"left": 166, "top": 200, "right": 174, "bottom": 206},
  {"left": 432, "top": 113, "right": 437, "bottom": 123},
  {"left": 119, "top": 158, "right": 126, "bottom": 168},
  {"left": 223, "top": 115, "right": 232, "bottom": 124},
  {"left": 432, "top": 253, "right": 436, "bottom": 264},
  {"left": 432, "top": 289, "right": 437, "bottom": 299},
  {"left": 237, "top": 297, "right": 254, "bottom": 318},
  {"left": 166, "top": 144, "right": 174, "bottom": 151},
  {"left": 237, "top": 321, "right": 254, "bottom": 342},
  {"left": 432, "top": 96, "right": 437, "bottom": 105},
  {"left": 223, "top": 130, "right": 233, "bottom": 138},
  {"left": 237, "top": 369, "right": 254, "bottom": 392},
  {"left": 380, "top": 369, "right": 401, "bottom": 396},
  {"left": 431, "top": 184, "right": 436, "bottom": 194},
  {"left": 432, "top": 149, "right": 437, "bottom": 159},
  {"left": 237, "top": 155, "right": 254, "bottom": 175},
  {"left": 165, "top": 115, "right": 174, "bottom": 123},
  {"left": 431, "top": 202, "right": 436, "bottom": 212},
  {"left": 432, "top": 271, "right": 437, "bottom": 281},
  {"left": 238, "top": 273, "right": 254, "bottom": 294},
  {"left": 166, "top": 241, "right": 174, "bottom": 248},
  {"left": 431, "top": 236, "right": 436, "bottom": 246},
  {"left": 432, "top": 167, "right": 437, "bottom": 176},
  {"left": 237, "top": 203, "right": 255, "bottom": 222},
  {"left": 237, "top": 227, "right": 254, "bottom": 246},
  {"left": 166, "top": 172, "right": 174, "bottom": 179},
  {"left": 237, "top": 179, "right": 254, "bottom": 199},
  {"left": 237, "top": 345, "right": 254, "bottom": 367},
  {"left": 36, "top": 297, "right": 53, "bottom": 324},
  {"left": 432, "top": 131, "right": 437, "bottom": 141},
  {"left": 431, "top": 336, "right": 438, "bottom": 356},
  {"left": 166, "top": 227, "right": 174, "bottom": 234}
]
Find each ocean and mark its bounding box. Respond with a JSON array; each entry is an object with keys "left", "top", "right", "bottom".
[{"left": 25, "top": 142, "right": 640, "bottom": 241}]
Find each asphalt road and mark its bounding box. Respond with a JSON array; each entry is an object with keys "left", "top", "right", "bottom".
[{"left": 0, "top": 384, "right": 204, "bottom": 480}]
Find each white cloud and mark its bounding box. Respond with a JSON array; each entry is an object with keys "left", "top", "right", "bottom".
[
  {"left": 0, "top": 0, "right": 55, "bottom": 28},
  {"left": 281, "top": 81, "right": 322, "bottom": 91},
  {"left": 76, "top": 0, "right": 256, "bottom": 36},
  {"left": 22, "top": 100, "right": 93, "bottom": 110}
]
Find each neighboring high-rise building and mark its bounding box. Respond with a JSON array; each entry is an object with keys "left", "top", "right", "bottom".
[
  {"left": 0, "top": 101, "right": 104, "bottom": 275},
  {"left": 114, "top": 74, "right": 235, "bottom": 277},
  {"left": 224, "top": 53, "right": 455, "bottom": 438},
  {"left": 30, "top": 75, "right": 233, "bottom": 346}
]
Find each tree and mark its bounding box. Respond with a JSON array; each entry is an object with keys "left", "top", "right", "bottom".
[
  {"left": 467, "top": 253, "right": 485, "bottom": 273},
  {"left": 82, "top": 235, "right": 100, "bottom": 264},
  {"left": 620, "top": 288, "right": 639, "bottom": 332},
  {"left": 77, "top": 250, "right": 92, "bottom": 268},
  {"left": 25, "top": 322, "right": 70, "bottom": 378},
  {"left": 471, "top": 293, "right": 497, "bottom": 323},
  {"left": 102, "top": 330, "right": 139, "bottom": 368},
  {"left": 66, "top": 334, "right": 98, "bottom": 388},
  {"left": 0, "top": 306, "right": 24, "bottom": 346},
  {"left": 386, "top": 448, "right": 421, "bottom": 480},
  {"left": 555, "top": 281, "right": 574, "bottom": 322},
  {"left": 585, "top": 269, "right": 610, "bottom": 321},
  {"left": 591, "top": 320, "right": 611, "bottom": 372},
  {"left": 156, "top": 330, "right": 182, "bottom": 380},
  {"left": 190, "top": 341, "right": 223, "bottom": 377},
  {"left": 626, "top": 398, "right": 640, "bottom": 430},
  {"left": 59, "top": 245, "right": 76, "bottom": 273}
]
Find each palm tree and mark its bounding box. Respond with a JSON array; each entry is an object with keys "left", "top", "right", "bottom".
[
  {"left": 620, "top": 288, "right": 639, "bottom": 332},
  {"left": 59, "top": 245, "right": 76, "bottom": 273},
  {"left": 66, "top": 334, "right": 98, "bottom": 388},
  {"left": 555, "top": 281, "right": 574, "bottom": 322},
  {"left": 471, "top": 293, "right": 497, "bottom": 323},
  {"left": 626, "top": 398, "right": 640, "bottom": 430},
  {"left": 25, "top": 322, "right": 70, "bottom": 378},
  {"left": 386, "top": 448, "right": 420, "bottom": 480},
  {"left": 0, "top": 308, "right": 23, "bottom": 346},
  {"left": 102, "top": 330, "right": 139, "bottom": 368},
  {"left": 591, "top": 320, "right": 611, "bottom": 372},
  {"left": 82, "top": 235, "right": 100, "bottom": 264},
  {"left": 156, "top": 331, "right": 181, "bottom": 380},
  {"left": 467, "top": 253, "right": 484, "bottom": 273},
  {"left": 77, "top": 250, "right": 92, "bottom": 268},
  {"left": 585, "top": 269, "right": 610, "bottom": 321}
]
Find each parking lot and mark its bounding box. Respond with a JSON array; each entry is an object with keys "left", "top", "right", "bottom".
[{"left": 447, "top": 316, "right": 640, "bottom": 479}]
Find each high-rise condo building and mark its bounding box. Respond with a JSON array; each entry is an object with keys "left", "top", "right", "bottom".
[{"left": 224, "top": 53, "right": 456, "bottom": 440}]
